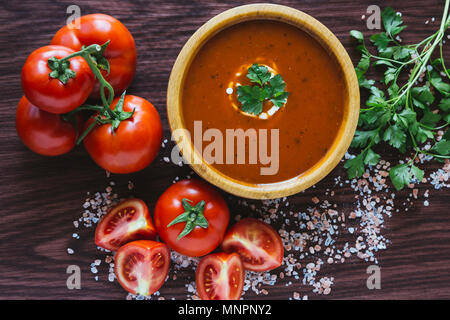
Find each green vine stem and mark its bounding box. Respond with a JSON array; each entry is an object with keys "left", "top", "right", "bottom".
[{"left": 50, "top": 41, "right": 135, "bottom": 144}]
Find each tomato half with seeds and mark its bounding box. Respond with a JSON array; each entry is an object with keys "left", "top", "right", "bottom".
[
  {"left": 154, "top": 179, "right": 230, "bottom": 257},
  {"left": 83, "top": 95, "right": 162, "bottom": 174},
  {"left": 115, "top": 240, "right": 170, "bottom": 296},
  {"left": 222, "top": 218, "right": 284, "bottom": 272},
  {"left": 95, "top": 199, "right": 156, "bottom": 251},
  {"left": 196, "top": 252, "right": 244, "bottom": 300},
  {"left": 16, "top": 96, "right": 79, "bottom": 156},
  {"left": 51, "top": 13, "right": 136, "bottom": 98},
  {"left": 21, "top": 45, "right": 94, "bottom": 114}
]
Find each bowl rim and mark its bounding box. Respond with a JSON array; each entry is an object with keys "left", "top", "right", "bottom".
[{"left": 167, "top": 3, "right": 360, "bottom": 199}]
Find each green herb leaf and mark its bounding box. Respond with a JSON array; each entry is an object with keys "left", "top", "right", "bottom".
[
  {"left": 269, "top": 74, "right": 287, "bottom": 95},
  {"left": 247, "top": 64, "right": 271, "bottom": 85},
  {"left": 358, "top": 77, "right": 375, "bottom": 90},
  {"left": 411, "top": 165, "right": 424, "bottom": 182},
  {"left": 383, "top": 124, "right": 406, "bottom": 150},
  {"left": 392, "top": 47, "right": 411, "bottom": 60},
  {"left": 237, "top": 64, "right": 290, "bottom": 115},
  {"left": 389, "top": 163, "right": 411, "bottom": 190},
  {"left": 350, "top": 30, "right": 364, "bottom": 42},
  {"left": 383, "top": 67, "right": 397, "bottom": 85},
  {"left": 364, "top": 148, "right": 381, "bottom": 166},
  {"left": 237, "top": 85, "right": 265, "bottom": 115},
  {"left": 411, "top": 85, "right": 435, "bottom": 109},
  {"left": 356, "top": 53, "right": 371, "bottom": 73},
  {"left": 360, "top": 108, "right": 391, "bottom": 128},
  {"left": 351, "top": 130, "right": 380, "bottom": 148},
  {"left": 416, "top": 126, "right": 434, "bottom": 144},
  {"left": 430, "top": 71, "right": 450, "bottom": 95},
  {"left": 431, "top": 139, "right": 450, "bottom": 156},
  {"left": 397, "top": 109, "right": 417, "bottom": 128},
  {"left": 382, "top": 7, "right": 406, "bottom": 37},
  {"left": 439, "top": 97, "right": 450, "bottom": 112},
  {"left": 420, "top": 111, "right": 441, "bottom": 127},
  {"left": 344, "top": 153, "right": 365, "bottom": 179},
  {"left": 270, "top": 91, "right": 289, "bottom": 107},
  {"left": 370, "top": 32, "right": 391, "bottom": 50}
]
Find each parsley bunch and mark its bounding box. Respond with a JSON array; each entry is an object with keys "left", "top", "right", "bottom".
[
  {"left": 346, "top": 3, "right": 450, "bottom": 190},
  {"left": 236, "top": 64, "right": 289, "bottom": 115}
]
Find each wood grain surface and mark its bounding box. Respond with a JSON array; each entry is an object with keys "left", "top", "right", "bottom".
[{"left": 0, "top": 0, "right": 449, "bottom": 300}]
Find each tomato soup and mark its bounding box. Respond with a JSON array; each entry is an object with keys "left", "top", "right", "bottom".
[{"left": 182, "top": 20, "right": 346, "bottom": 184}]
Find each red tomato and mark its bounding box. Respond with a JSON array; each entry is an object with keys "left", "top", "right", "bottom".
[
  {"left": 222, "top": 218, "right": 284, "bottom": 272},
  {"left": 51, "top": 14, "right": 137, "bottom": 98},
  {"left": 115, "top": 240, "right": 170, "bottom": 296},
  {"left": 16, "top": 96, "right": 78, "bottom": 156},
  {"left": 21, "top": 45, "right": 94, "bottom": 114},
  {"left": 95, "top": 199, "right": 156, "bottom": 251},
  {"left": 83, "top": 95, "right": 162, "bottom": 174},
  {"left": 196, "top": 252, "right": 244, "bottom": 300},
  {"left": 154, "top": 179, "right": 230, "bottom": 257}
]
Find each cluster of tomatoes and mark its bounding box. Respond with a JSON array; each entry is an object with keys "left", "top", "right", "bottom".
[
  {"left": 16, "top": 13, "right": 285, "bottom": 300},
  {"left": 95, "top": 179, "right": 284, "bottom": 300},
  {"left": 16, "top": 14, "right": 162, "bottom": 174}
]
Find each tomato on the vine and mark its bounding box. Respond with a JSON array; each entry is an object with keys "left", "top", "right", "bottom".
[
  {"left": 196, "top": 252, "right": 244, "bottom": 300},
  {"left": 154, "top": 179, "right": 230, "bottom": 257},
  {"left": 115, "top": 240, "right": 170, "bottom": 296},
  {"left": 21, "top": 45, "right": 94, "bottom": 114},
  {"left": 222, "top": 218, "right": 284, "bottom": 272},
  {"left": 51, "top": 14, "right": 137, "bottom": 98},
  {"left": 16, "top": 96, "right": 79, "bottom": 156},
  {"left": 95, "top": 199, "right": 157, "bottom": 251},
  {"left": 83, "top": 95, "right": 162, "bottom": 174}
]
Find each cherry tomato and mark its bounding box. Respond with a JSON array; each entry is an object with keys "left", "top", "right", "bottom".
[
  {"left": 154, "top": 179, "right": 230, "bottom": 257},
  {"left": 196, "top": 252, "right": 244, "bottom": 300},
  {"left": 51, "top": 14, "right": 137, "bottom": 98},
  {"left": 83, "top": 95, "right": 162, "bottom": 174},
  {"left": 16, "top": 96, "right": 79, "bottom": 156},
  {"left": 95, "top": 199, "right": 157, "bottom": 251},
  {"left": 115, "top": 240, "right": 170, "bottom": 296},
  {"left": 21, "top": 45, "right": 94, "bottom": 114},
  {"left": 222, "top": 218, "right": 284, "bottom": 272}
]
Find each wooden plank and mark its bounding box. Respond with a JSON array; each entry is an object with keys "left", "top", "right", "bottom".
[{"left": 0, "top": 0, "right": 448, "bottom": 299}]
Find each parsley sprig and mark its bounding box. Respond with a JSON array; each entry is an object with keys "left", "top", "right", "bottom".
[
  {"left": 346, "top": 3, "right": 450, "bottom": 190},
  {"left": 236, "top": 64, "right": 289, "bottom": 115}
]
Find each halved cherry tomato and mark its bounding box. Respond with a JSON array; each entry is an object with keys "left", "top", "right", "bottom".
[
  {"left": 16, "top": 96, "right": 79, "bottom": 156},
  {"left": 51, "top": 14, "right": 137, "bottom": 98},
  {"left": 21, "top": 45, "right": 94, "bottom": 114},
  {"left": 154, "top": 179, "right": 230, "bottom": 257},
  {"left": 95, "top": 199, "right": 156, "bottom": 251},
  {"left": 83, "top": 95, "right": 162, "bottom": 174},
  {"left": 196, "top": 252, "right": 244, "bottom": 300},
  {"left": 222, "top": 218, "right": 284, "bottom": 272},
  {"left": 115, "top": 240, "right": 170, "bottom": 296}
]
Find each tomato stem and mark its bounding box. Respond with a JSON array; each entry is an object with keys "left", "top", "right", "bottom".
[
  {"left": 48, "top": 41, "right": 114, "bottom": 116},
  {"left": 49, "top": 41, "right": 135, "bottom": 145},
  {"left": 167, "top": 198, "right": 209, "bottom": 240},
  {"left": 76, "top": 119, "right": 97, "bottom": 145},
  {"left": 82, "top": 53, "right": 115, "bottom": 118},
  {"left": 58, "top": 44, "right": 103, "bottom": 63}
]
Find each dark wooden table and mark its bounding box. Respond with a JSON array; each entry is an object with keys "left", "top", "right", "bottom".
[{"left": 0, "top": 0, "right": 449, "bottom": 300}]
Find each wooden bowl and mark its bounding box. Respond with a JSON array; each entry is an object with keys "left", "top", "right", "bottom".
[{"left": 167, "top": 3, "right": 359, "bottom": 199}]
